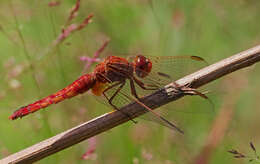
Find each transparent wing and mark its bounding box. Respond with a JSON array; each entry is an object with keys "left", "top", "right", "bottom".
[
  {"left": 97, "top": 79, "right": 184, "bottom": 133},
  {"left": 93, "top": 82, "right": 132, "bottom": 110},
  {"left": 93, "top": 55, "right": 211, "bottom": 133},
  {"left": 128, "top": 55, "right": 208, "bottom": 88},
  {"left": 129, "top": 55, "right": 214, "bottom": 114}
]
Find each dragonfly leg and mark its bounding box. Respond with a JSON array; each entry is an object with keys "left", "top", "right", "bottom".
[
  {"left": 179, "top": 86, "right": 215, "bottom": 112},
  {"left": 178, "top": 86, "right": 208, "bottom": 99},
  {"left": 167, "top": 82, "right": 209, "bottom": 100},
  {"left": 129, "top": 78, "right": 141, "bottom": 100},
  {"left": 133, "top": 76, "right": 158, "bottom": 90},
  {"left": 129, "top": 78, "right": 184, "bottom": 134},
  {"left": 102, "top": 81, "right": 137, "bottom": 124}
]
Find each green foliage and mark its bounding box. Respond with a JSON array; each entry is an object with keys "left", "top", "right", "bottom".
[{"left": 0, "top": 0, "right": 259, "bottom": 163}]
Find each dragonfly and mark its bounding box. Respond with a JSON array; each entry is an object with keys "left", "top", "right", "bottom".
[{"left": 9, "top": 54, "right": 209, "bottom": 134}]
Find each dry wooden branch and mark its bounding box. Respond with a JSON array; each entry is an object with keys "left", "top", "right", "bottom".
[{"left": 2, "top": 45, "right": 260, "bottom": 164}]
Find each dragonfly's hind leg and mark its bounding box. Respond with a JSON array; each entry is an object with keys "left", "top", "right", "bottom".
[
  {"left": 102, "top": 81, "right": 138, "bottom": 124},
  {"left": 128, "top": 78, "right": 184, "bottom": 134}
]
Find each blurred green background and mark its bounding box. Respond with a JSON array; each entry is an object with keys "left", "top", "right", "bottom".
[{"left": 0, "top": 0, "right": 260, "bottom": 163}]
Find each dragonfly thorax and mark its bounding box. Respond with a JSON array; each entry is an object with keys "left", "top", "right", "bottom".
[{"left": 94, "top": 56, "right": 134, "bottom": 83}]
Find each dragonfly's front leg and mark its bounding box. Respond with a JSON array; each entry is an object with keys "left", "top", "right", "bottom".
[
  {"left": 170, "top": 82, "right": 209, "bottom": 100},
  {"left": 166, "top": 82, "right": 214, "bottom": 112}
]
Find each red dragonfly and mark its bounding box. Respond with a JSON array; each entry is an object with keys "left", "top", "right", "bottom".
[{"left": 9, "top": 55, "right": 209, "bottom": 134}]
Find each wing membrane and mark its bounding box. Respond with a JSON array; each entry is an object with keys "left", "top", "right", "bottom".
[{"left": 131, "top": 55, "right": 208, "bottom": 88}]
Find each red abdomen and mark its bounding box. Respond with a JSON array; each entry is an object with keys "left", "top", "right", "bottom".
[{"left": 9, "top": 73, "right": 96, "bottom": 120}]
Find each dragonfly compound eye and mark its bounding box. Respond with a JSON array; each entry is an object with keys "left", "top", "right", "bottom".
[{"left": 133, "top": 55, "right": 152, "bottom": 78}]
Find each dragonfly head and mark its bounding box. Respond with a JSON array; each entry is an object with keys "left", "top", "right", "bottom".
[{"left": 133, "top": 55, "right": 152, "bottom": 78}]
